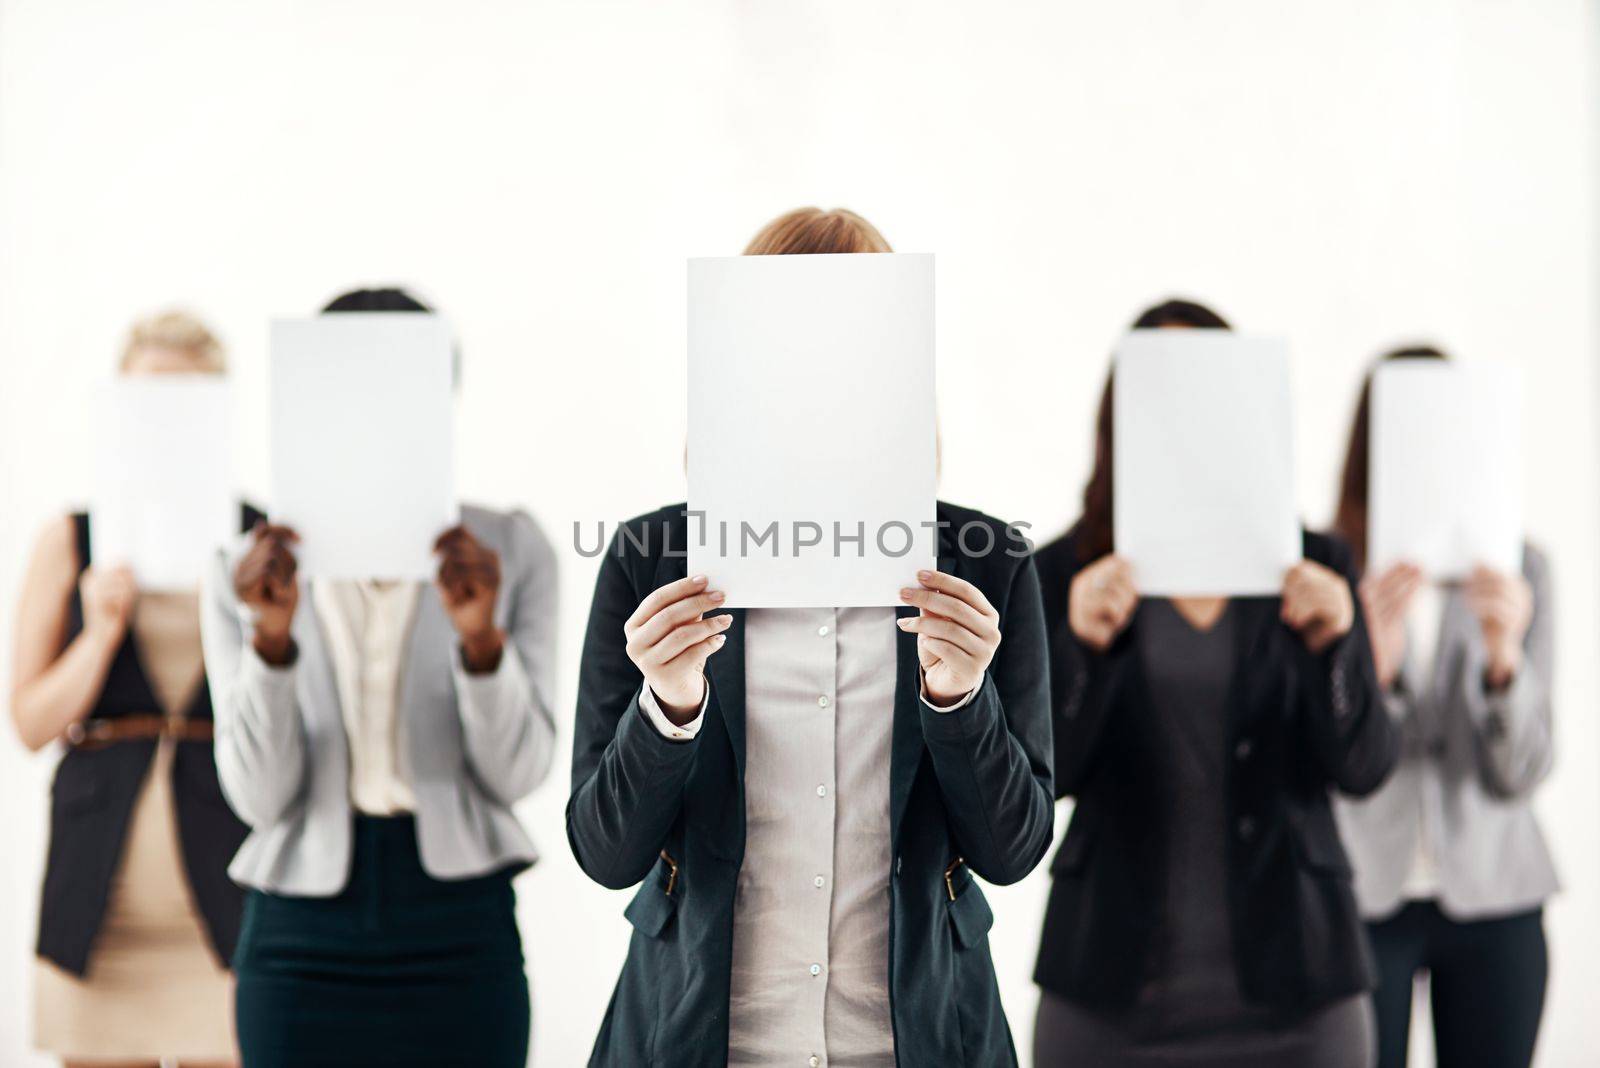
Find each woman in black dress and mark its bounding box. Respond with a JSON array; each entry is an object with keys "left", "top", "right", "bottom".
[{"left": 1030, "top": 300, "right": 1398, "bottom": 1067}]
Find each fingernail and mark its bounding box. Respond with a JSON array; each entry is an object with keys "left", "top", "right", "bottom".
[
  {"left": 708, "top": 590, "right": 725, "bottom": 603},
  {"left": 716, "top": 614, "right": 732, "bottom": 626},
  {"left": 899, "top": 588, "right": 915, "bottom": 600},
  {"left": 917, "top": 570, "right": 933, "bottom": 581},
  {"left": 712, "top": 634, "right": 726, "bottom": 646},
  {"left": 691, "top": 574, "right": 707, "bottom": 585},
  {"left": 897, "top": 618, "right": 912, "bottom": 629}
]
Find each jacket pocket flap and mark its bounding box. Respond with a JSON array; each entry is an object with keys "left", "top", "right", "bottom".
[
  {"left": 948, "top": 881, "right": 994, "bottom": 948},
  {"left": 624, "top": 882, "right": 677, "bottom": 938}
]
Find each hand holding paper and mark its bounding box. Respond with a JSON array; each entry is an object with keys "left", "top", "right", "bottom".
[
  {"left": 78, "top": 565, "right": 138, "bottom": 646},
  {"left": 1068, "top": 555, "right": 1139, "bottom": 653},
  {"left": 1358, "top": 562, "right": 1424, "bottom": 688},
  {"left": 624, "top": 575, "right": 730, "bottom": 723},
  {"left": 897, "top": 569, "right": 1001, "bottom": 704},
  {"left": 1465, "top": 565, "right": 1533, "bottom": 688},
  {"left": 434, "top": 525, "right": 505, "bottom": 672},
  {"left": 1279, "top": 561, "right": 1354, "bottom": 654},
  {"left": 233, "top": 524, "right": 301, "bottom": 666}
]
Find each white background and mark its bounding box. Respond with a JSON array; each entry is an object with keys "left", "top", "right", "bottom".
[{"left": 0, "top": 2, "right": 1594, "bottom": 1065}]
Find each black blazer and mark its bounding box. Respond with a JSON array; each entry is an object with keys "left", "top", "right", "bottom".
[
  {"left": 1031, "top": 526, "right": 1398, "bottom": 1013},
  {"left": 37, "top": 510, "right": 254, "bottom": 976},
  {"left": 568, "top": 502, "right": 1054, "bottom": 1067}
]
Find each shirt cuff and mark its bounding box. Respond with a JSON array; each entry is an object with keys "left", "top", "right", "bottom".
[
  {"left": 450, "top": 642, "right": 528, "bottom": 727},
  {"left": 240, "top": 641, "right": 299, "bottom": 698},
  {"left": 638, "top": 682, "right": 707, "bottom": 741},
  {"left": 920, "top": 670, "right": 982, "bottom": 714}
]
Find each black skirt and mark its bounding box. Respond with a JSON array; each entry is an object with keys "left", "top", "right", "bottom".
[{"left": 234, "top": 815, "right": 529, "bottom": 1068}]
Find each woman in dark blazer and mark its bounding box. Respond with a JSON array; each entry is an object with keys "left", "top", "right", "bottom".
[
  {"left": 10, "top": 311, "right": 249, "bottom": 1068},
  {"left": 568, "top": 208, "right": 1054, "bottom": 1067},
  {"left": 1031, "top": 299, "right": 1399, "bottom": 1068}
]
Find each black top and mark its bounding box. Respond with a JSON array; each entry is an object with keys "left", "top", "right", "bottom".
[
  {"left": 567, "top": 502, "right": 1054, "bottom": 1067},
  {"left": 36, "top": 510, "right": 255, "bottom": 976},
  {"left": 1031, "top": 527, "right": 1397, "bottom": 1013},
  {"left": 1136, "top": 599, "right": 1260, "bottom": 1033}
]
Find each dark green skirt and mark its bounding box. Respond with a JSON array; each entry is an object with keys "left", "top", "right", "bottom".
[{"left": 234, "top": 815, "right": 529, "bottom": 1068}]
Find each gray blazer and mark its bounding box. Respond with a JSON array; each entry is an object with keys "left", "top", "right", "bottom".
[
  {"left": 200, "top": 504, "right": 558, "bottom": 896},
  {"left": 1335, "top": 544, "right": 1558, "bottom": 921}
]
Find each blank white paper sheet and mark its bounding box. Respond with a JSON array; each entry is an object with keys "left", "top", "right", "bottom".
[
  {"left": 1114, "top": 330, "right": 1300, "bottom": 596},
  {"left": 269, "top": 314, "right": 457, "bottom": 580},
  {"left": 687, "top": 253, "right": 937, "bottom": 607},
  {"left": 1369, "top": 360, "right": 1522, "bottom": 580},
  {"left": 90, "top": 377, "right": 236, "bottom": 590}
]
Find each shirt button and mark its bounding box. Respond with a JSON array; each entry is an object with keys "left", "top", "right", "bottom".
[
  {"left": 817, "top": 625, "right": 830, "bottom": 637},
  {"left": 813, "top": 875, "right": 826, "bottom": 888},
  {"left": 1237, "top": 816, "right": 1257, "bottom": 842},
  {"left": 816, "top": 785, "right": 827, "bottom": 798},
  {"left": 809, "top": 963, "right": 822, "bottom": 977},
  {"left": 817, "top": 695, "right": 830, "bottom": 708},
  {"left": 809, "top": 1057, "right": 821, "bottom": 1068},
  {"left": 1234, "top": 739, "right": 1253, "bottom": 761}
]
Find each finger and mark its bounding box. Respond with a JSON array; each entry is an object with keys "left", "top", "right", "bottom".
[
  {"left": 438, "top": 557, "right": 497, "bottom": 591},
  {"left": 914, "top": 569, "right": 996, "bottom": 618},
  {"left": 643, "top": 613, "right": 734, "bottom": 665},
  {"left": 897, "top": 615, "right": 990, "bottom": 658},
  {"left": 661, "top": 632, "right": 727, "bottom": 674},
  {"left": 628, "top": 590, "right": 727, "bottom": 649},
  {"left": 898, "top": 587, "right": 996, "bottom": 637},
  {"left": 1106, "top": 568, "right": 1139, "bottom": 601},
  {"left": 1302, "top": 619, "right": 1339, "bottom": 653},
  {"left": 917, "top": 635, "right": 978, "bottom": 675},
  {"left": 626, "top": 575, "right": 710, "bottom": 632},
  {"left": 433, "top": 525, "right": 469, "bottom": 552},
  {"left": 1097, "top": 555, "right": 1136, "bottom": 589},
  {"left": 255, "top": 523, "right": 300, "bottom": 545}
]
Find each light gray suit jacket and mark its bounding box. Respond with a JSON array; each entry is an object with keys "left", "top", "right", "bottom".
[
  {"left": 1335, "top": 544, "right": 1558, "bottom": 921},
  {"left": 200, "top": 504, "right": 558, "bottom": 896}
]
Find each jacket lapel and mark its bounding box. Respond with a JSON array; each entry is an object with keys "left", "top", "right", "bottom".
[
  {"left": 399, "top": 582, "right": 452, "bottom": 776},
  {"left": 1227, "top": 595, "right": 1283, "bottom": 736},
  {"left": 889, "top": 519, "right": 956, "bottom": 847}
]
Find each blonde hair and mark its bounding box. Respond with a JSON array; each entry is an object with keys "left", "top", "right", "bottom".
[
  {"left": 120, "top": 309, "right": 225, "bottom": 372},
  {"left": 743, "top": 207, "right": 892, "bottom": 255}
]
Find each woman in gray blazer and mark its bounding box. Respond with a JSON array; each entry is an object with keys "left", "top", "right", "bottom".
[
  {"left": 1331, "top": 346, "right": 1556, "bottom": 1068},
  {"left": 199, "top": 289, "right": 558, "bottom": 1068}
]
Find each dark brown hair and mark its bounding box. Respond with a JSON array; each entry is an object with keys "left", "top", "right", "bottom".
[
  {"left": 1075, "top": 299, "right": 1233, "bottom": 562},
  {"left": 1331, "top": 345, "right": 1449, "bottom": 573}
]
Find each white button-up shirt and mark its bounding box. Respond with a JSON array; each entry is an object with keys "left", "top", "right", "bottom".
[
  {"left": 312, "top": 579, "right": 422, "bottom": 815},
  {"left": 642, "top": 606, "right": 975, "bottom": 1067}
]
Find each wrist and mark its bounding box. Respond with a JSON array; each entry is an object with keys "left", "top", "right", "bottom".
[
  {"left": 1485, "top": 649, "right": 1521, "bottom": 692},
  {"left": 652, "top": 678, "right": 705, "bottom": 726},
  {"left": 924, "top": 680, "right": 973, "bottom": 705},
  {"left": 252, "top": 626, "right": 296, "bottom": 667},
  {"left": 81, "top": 618, "right": 125, "bottom": 652},
  {"left": 458, "top": 628, "right": 505, "bottom": 674}
]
